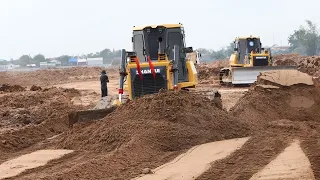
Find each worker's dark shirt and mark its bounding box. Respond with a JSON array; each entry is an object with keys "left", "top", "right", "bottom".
[{"left": 100, "top": 73, "right": 108, "bottom": 89}]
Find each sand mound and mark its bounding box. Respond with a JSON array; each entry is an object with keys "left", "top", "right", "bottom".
[
  {"left": 60, "top": 90, "right": 249, "bottom": 152},
  {"left": 197, "top": 60, "right": 228, "bottom": 84},
  {"left": 198, "top": 72, "right": 320, "bottom": 179},
  {"left": 0, "top": 84, "right": 26, "bottom": 93},
  {"left": 231, "top": 85, "right": 320, "bottom": 128},
  {"left": 51, "top": 90, "right": 249, "bottom": 179},
  {"left": 0, "top": 87, "right": 82, "bottom": 155},
  {"left": 273, "top": 54, "right": 300, "bottom": 66},
  {"left": 232, "top": 70, "right": 320, "bottom": 134},
  {"left": 273, "top": 54, "right": 320, "bottom": 77},
  {"left": 257, "top": 70, "right": 314, "bottom": 87}
]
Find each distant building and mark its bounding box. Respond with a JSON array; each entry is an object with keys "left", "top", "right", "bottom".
[
  {"left": 0, "top": 63, "right": 20, "bottom": 70},
  {"left": 87, "top": 57, "right": 103, "bottom": 66},
  {"left": 26, "top": 64, "right": 37, "bottom": 67},
  {"left": 49, "top": 59, "right": 62, "bottom": 66},
  {"left": 77, "top": 59, "right": 88, "bottom": 66},
  {"left": 68, "top": 58, "right": 78, "bottom": 65},
  {"left": 266, "top": 45, "right": 291, "bottom": 54},
  {"left": 39, "top": 62, "right": 56, "bottom": 68}
]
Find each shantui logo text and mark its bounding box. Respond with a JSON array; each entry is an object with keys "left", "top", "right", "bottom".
[{"left": 136, "top": 69, "right": 161, "bottom": 75}]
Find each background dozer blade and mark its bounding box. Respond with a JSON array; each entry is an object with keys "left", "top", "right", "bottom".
[
  {"left": 231, "top": 66, "right": 297, "bottom": 85},
  {"left": 68, "top": 106, "right": 116, "bottom": 128}
]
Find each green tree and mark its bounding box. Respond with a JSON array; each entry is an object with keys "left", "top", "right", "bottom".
[
  {"left": 196, "top": 48, "right": 214, "bottom": 55},
  {"left": 212, "top": 49, "right": 227, "bottom": 60},
  {"left": 18, "top": 55, "right": 32, "bottom": 66},
  {"left": 57, "top": 55, "right": 71, "bottom": 65},
  {"left": 0, "top": 60, "right": 7, "bottom": 65},
  {"left": 33, "top": 54, "right": 46, "bottom": 66},
  {"left": 288, "top": 20, "right": 320, "bottom": 56},
  {"left": 225, "top": 42, "right": 234, "bottom": 57}
]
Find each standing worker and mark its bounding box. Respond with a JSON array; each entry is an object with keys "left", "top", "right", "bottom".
[{"left": 100, "top": 70, "right": 109, "bottom": 98}]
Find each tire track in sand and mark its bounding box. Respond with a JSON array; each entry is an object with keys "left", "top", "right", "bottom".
[
  {"left": 301, "top": 134, "right": 320, "bottom": 179},
  {"left": 197, "top": 132, "right": 291, "bottom": 180}
]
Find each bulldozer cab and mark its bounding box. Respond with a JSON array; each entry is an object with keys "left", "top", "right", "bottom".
[
  {"left": 234, "top": 36, "right": 262, "bottom": 64},
  {"left": 132, "top": 24, "right": 192, "bottom": 82},
  {"left": 132, "top": 24, "right": 187, "bottom": 61}
]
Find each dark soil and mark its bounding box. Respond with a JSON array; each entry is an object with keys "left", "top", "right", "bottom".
[{"left": 0, "top": 84, "right": 26, "bottom": 92}]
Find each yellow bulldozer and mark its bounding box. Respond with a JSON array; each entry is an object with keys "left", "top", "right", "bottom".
[
  {"left": 68, "top": 23, "right": 199, "bottom": 127},
  {"left": 219, "top": 36, "right": 297, "bottom": 85}
]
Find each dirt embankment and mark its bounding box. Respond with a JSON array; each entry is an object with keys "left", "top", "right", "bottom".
[
  {"left": 197, "top": 71, "right": 320, "bottom": 179},
  {"left": 0, "top": 67, "right": 117, "bottom": 86},
  {"left": 273, "top": 54, "right": 320, "bottom": 77},
  {"left": 0, "top": 87, "right": 84, "bottom": 160},
  {"left": 20, "top": 90, "right": 249, "bottom": 180},
  {"left": 197, "top": 60, "right": 228, "bottom": 84}
]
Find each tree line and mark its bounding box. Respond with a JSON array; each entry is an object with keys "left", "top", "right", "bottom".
[
  {"left": 1, "top": 20, "right": 319, "bottom": 66},
  {"left": 0, "top": 49, "right": 122, "bottom": 67}
]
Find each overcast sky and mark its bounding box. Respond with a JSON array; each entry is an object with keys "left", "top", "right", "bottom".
[{"left": 0, "top": 0, "right": 319, "bottom": 60}]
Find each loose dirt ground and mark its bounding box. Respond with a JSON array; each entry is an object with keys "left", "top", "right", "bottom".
[
  {"left": 250, "top": 140, "right": 315, "bottom": 180},
  {"left": 54, "top": 80, "right": 120, "bottom": 107},
  {"left": 134, "top": 137, "right": 249, "bottom": 180},
  {"left": 0, "top": 149, "right": 74, "bottom": 179},
  {"left": 0, "top": 59, "right": 319, "bottom": 180}
]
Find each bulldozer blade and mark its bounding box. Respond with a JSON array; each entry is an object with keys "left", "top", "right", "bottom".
[
  {"left": 230, "top": 66, "right": 297, "bottom": 85},
  {"left": 68, "top": 106, "right": 116, "bottom": 128}
]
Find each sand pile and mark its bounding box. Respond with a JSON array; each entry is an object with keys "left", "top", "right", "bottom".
[
  {"left": 52, "top": 90, "right": 249, "bottom": 179},
  {"left": 0, "top": 87, "right": 82, "bottom": 154},
  {"left": 231, "top": 70, "right": 319, "bottom": 128},
  {"left": 231, "top": 84, "right": 320, "bottom": 128},
  {"left": 257, "top": 69, "right": 314, "bottom": 87},
  {"left": 273, "top": 54, "right": 320, "bottom": 77},
  {"left": 197, "top": 71, "right": 320, "bottom": 179},
  {"left": 298, "top": 56, "right": 320, "bottom": 77},
  {"left": 60, "top": 90, "right": 248, "bottom": 151},
  {"left": 0, "top": 84, "right": 26, "bottom": 93},
  {"left": 0, "top": 67, "right": 117, "bottom": 86},
  {"left": 273, "top": 54, "right": 300, "bottom": 66},
  {"left": 197, "top": 60, "right": 228, "bottom": 84}
]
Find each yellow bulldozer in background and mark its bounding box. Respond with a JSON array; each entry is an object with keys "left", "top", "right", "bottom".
[
  {"left": 219, "top": 36, "right": 297, "bottom": 85},
  {"left": 68, "top": 23, "right": 199, "bottom": 127}
]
